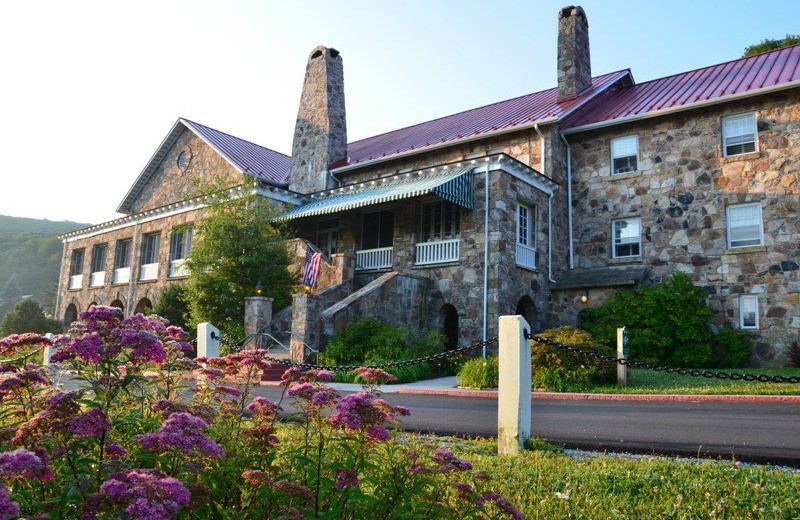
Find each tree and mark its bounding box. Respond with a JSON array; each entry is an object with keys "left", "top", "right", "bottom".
[
  {"left": 0, "top": 275, "right": 23, "bottom": 321},
  {"left": 744, "top": 35, "right": 800, "bottom": 56},
  {"left": 184, "top": 190, "right": 297, "bottom": 341},
  {"left": 0, "top": 298, "right": 62, "bottom": 336},
  {"left": 151, "top": 283, "right": 192, "bottom": 334}
]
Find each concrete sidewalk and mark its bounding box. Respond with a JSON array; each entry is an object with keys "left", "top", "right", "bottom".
[{"left": 262, "top": 375, "right": 800, "bottom": 403}]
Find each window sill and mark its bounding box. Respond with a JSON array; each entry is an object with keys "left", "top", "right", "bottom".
[
  {"left": 722, "top": 151, "right": 761, "bottom": 164},
  {"left": 606, "top": 171, "right": 641, "bottom": 182},
  {"left": 111, "top": 282, "right": 129, "bottom": 287},
  {"left": 725, "top": 246, "right": 766, "bottom": 255},
  {"left": 137, "top": 279, "right": 159, "bottom": 284},
  {"left": 515, "top": 263, "right": 537, "bottom": 272},
  {"left": 167, "top": 275, "right": 190, "bottom": 280},
  {"left": 610, "top": 257, "right": 643, "bottom": 265}
]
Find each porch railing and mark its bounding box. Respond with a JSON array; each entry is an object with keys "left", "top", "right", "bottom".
[
  {"left": 139, "top": 263, "right": 159, "bottom": 281},
  {"left": 355, "top": 247, "right": 393, "bottom": 271},
  {"left": 415, "top": 238, "right": 460, "bottom": 266},
  {"left": 515, "top": 243, "right": 537, "bottom": 270},
  {"left": 113, "top": 267, "right": 130, "bottom": 285}
]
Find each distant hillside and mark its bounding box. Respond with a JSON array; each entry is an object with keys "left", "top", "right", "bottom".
[{"left": 0, "top": 215, "right": 90, "bottom": 318}]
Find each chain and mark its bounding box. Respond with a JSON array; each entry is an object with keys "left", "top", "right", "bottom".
[
  {"left": 211, "top": 331, "right": 498, "bottom": 371},
  {"left": 526, "top": 332, "right": 800, "bottom": 384}
]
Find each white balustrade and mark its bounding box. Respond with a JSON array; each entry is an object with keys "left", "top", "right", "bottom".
[
  {"left": 515, "top": 243, "right": 537, "bottom": 270},
  {"left": 415, "top": 238, "right": 460, "bottom": 266},
  {"left": 68, "top": 274, "right": 83, "bottom": 289},
  {"left": 168, "top": 259, "right": 189, "bottom": 278},
  {"left": 89, "top": 271, "right": 105, "bottom": 287},
  {"left": 113, "top": 267, "right": 131, "bottom": 285},
  {"left": 139, "top": 263, "right": 159, "bottom": 281},
  {"left": 355, "top": 247, "right": 393, "bottom": 271}
]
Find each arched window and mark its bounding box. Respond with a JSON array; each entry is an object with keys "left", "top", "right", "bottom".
[
  {"left": 440, "top": 304, "right": 459, "bottom": 350},
  {"left": 110, "top": 299, "right": 124, "bottom": 314},
  {"left": 134, "top": 298, "right": 152, "bottom": 315},
  {"left": 515, "top": 296, "right": 538, "bottom": 332},
  {"left": 64, "top": 303, "right": 78, "bottom": 327}
]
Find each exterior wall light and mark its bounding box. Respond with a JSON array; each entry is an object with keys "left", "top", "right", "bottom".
[
  {"left": 580, "top": 290, "right": 589, "bottom": 304},
  {"left": 256, "top": 281, "right": 264, "bottom": 295}
]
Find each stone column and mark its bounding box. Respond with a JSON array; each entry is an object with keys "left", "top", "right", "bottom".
[
  {"left": 245, "top": 296, "right": 273, "bottom": 350},
  {"left": 331, "top": 251, "right": 355, "bottom": 285},
  {"left": 290, "top": 292, "right": 321, "bottom": 362}
]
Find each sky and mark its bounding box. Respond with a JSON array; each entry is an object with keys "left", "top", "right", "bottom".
[{"left": 1, "top": 0, "right": 798, "bottom": 224}]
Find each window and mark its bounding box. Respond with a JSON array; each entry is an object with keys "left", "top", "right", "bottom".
[
  {"left": 610, "top": 135, "right": 638, "bottom": 175},
  {"left": 141, "top": 233, "right": 160, "bottom": 265},
  {"left": 114, "top": 239, "right": 132, "bottom": 269},
  {"left": 361, "top": 210, "right": 394, "bottom": 250},
  {"left": 739, "top": 295, "right": 759, "bottom": 329},
  {"left": 420, "top": 201, "right": 460, "bottom": 242},
  {"left": 722, "top": 113, "right": 757, "bottom": 156},
  {"left": 726, "top": 203, "right": 763, "bottom": 249},
  {"left": 69, "top": 249, "right": 85, "bottom": 276},
  {"left": 169, "top": 227, "right": 192, "bottom": 261},
  {"left": 177, "top": 151, "right": 188, "bottom": 169},
  {"left": 90, "top": 244, "right": 107, "bottom": 273},
  {"left": 517, "top": 204, "right": 533, "bottom": 246},
  {"left": 316, "top": 220, "right": 339, "bottom": 257},
  {"left": 612, "top": 218, "right": 641, "bottom": 259}
]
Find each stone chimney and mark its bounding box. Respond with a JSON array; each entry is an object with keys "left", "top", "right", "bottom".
[
  {"left": 557, "top": 6, "right": 591, "bottom": 100},
  {"left": 289, "top": 46, "right": 347, "bottom": 194}
]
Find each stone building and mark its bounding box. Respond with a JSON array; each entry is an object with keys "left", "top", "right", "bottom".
[{"left": 58, "top": 5, "right": 800, "bottom": 365}]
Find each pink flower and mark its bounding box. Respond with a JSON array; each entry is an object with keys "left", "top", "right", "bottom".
[
  {"left": 246, "top": 397, "right": 282, "bottom": 419},
  {"left": 68, "top": 408, "right": 111, "bottom": 437},
  {"left": 431, "top": 450, "right": 472, "bottom": 472},
  {"left": 353, "top": 367, "right": 397, "bottom": 384},
  {"left": 365, "top": 426, "right": 391, "bottom": 442},
  {"left": 335, "top": 469, "right": 358, "bottom": 488},
  {"left": 118, "top": 329, "right": 166, "bottom": 364},
  {"left": 0, "top": 448, "right": 53, "bottom": 481},
  {"left": 0, "top": 485, "right": 19, "bottom": 520},
  {"left": 105, "top": 441, "right": 128, "bottom": 459},
  {"left": 330, "top": 391, "right": 389, "bottom": 432},
  {"left": 85, "top": 469, "right": 190, "bottom": 520},
  {"left": 140, "top": 413, "right": 222, "bottom": 459}
]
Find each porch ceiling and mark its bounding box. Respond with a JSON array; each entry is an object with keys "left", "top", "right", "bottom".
[{"left": 276, "top": 166, "right": 475, "bottom": 221}]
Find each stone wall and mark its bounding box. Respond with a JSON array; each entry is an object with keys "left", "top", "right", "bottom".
[
  {"left": 127, "top": 128, "right": 244, "bottom": 214},
  {"left": 566, "top": 90, "right": 800, "bottom": 364}
]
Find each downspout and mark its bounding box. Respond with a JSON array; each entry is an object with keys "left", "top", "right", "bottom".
[
  {"left": 53, "top": 240, "right": 67, "bottom": 318},
  {"left": 559, "top": 133, "right": 574, "bottom": 269},
  {"left": 534, "top": 124, "right": 557, "bottom": 284},
  {"left": 482, "top": 165, "right": 489, "bottom": 357}
]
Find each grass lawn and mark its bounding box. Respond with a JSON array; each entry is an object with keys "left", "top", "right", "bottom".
[
  {"left": 429, "top": 435, "right": 800, "bottom": 519},
  {"left": 582, "top": 368, "right": 800, "bottom": 395}
]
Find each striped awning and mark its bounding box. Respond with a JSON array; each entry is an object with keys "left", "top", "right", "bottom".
[{"left": 277, "top": 167, "right": 475, "bottom": 221}]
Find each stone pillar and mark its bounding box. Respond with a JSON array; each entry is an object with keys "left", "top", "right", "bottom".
[
  {"left": 290, "top": 292, "right": 321, "bottom": 362},
  {"left": 497, "top": 315, "right": 532, "bottom": 455},
  {"left": 557, "top": 5, "right": 591, "bottom": 99},
  {"left": 245, "top": 296, "right": 273, "bottom": 349},
  {"left": 331, "top": 252, "right": 355, "bottom": 285}
]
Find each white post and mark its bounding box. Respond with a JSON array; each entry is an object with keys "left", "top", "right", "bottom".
[
  {"left": 616, "top": 327, "right": 627, "bottom": 387},
  {"left": 197, "top": 323, "right": 220, "bottom": 359},
  {"left": 498, "top": 315, "right": 532, "bottom": 455},
  {"left": 43, "top": 333, "right": 54, "bottom": 366}
]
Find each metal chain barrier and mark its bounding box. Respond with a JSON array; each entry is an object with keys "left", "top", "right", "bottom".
[
  {"left": 212, "top": 332, "right": 498, "bottom": 371},
  {"left": 525, "top": 332, "right": 800, "bottom": 384}
]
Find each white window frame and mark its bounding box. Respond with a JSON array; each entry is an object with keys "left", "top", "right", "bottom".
[
  {"left": 610, "top": 135, "right": 639, "bottom": 175},
  {"left": 739, "top": 295, "right": 759, "bottom": 330},
  {"left": 612, "top": 217, "right": 642, "bottom": 259},
  {"left": 516, "top": 204, "right": 533, "bottom": 247},
  {"left": 316, "top": 219, "right": 339, "bottom": 258},
  {"left": 420, "top": 201, "right": 460, "bottom": 243},
  {"left": 722, "top": 113, "right": 757, "bottom": 157},
  {"left": 69, "top": 248, "right": 85, "bottom": 277},
  {"left": 726, "top": 203, "right": 763, "bottom": 249},
  {"left": 169, "top": 227, "right": 192, "bottom": 262}
]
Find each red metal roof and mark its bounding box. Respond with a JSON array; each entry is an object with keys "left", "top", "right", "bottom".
[
  {"left": 563, "top": 43, "right": 800, "bottom": 132},
  {"left": 339, "top": 70, "right": 630, "bottom": 168}
]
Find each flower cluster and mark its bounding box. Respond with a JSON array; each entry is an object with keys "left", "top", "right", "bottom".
[
  {"left": 329, "top": 391, "right": 397, "bottom": 441},
  {"left": 0, "top": 448, "right": 53, "bottom": 481},
  {"left": 286, "top": 383, "right": 340, "bottom": 408},
  {"left": 280, "top": 367, "right": 334, "bottom": 386},
  {"left": 353, "top": 367, "right": 397, "bottom": 385},
  {"left": 67, "top": 408, "right": 111, "bottom": 438},
  {"left": 0, "top": 333, "right": 51, "bottom": 357},
  {"left": 245, "top": 397, "right": 281, "bottom": 420},
  {"left": 83, "top": 469, "right": 191, "bottom": 520},
  {"left": 140, "top": 412, "right": 223, "bottom": 459}
]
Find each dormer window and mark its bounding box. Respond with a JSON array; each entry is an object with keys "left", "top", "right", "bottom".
[
  {"left": 722, "top": 113, "right": 757, "bottom": 157},
  {"left": 610, "top": 136, "right": 638, "bottom": 175}
]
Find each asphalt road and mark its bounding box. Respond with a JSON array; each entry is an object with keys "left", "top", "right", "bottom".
[{"left": 254, "top": 386, "right": 800, "bottom": 466}]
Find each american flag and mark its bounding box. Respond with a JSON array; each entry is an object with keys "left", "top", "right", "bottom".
[{"left": 303, "top": 245, "right": 322, "bottom": 289}]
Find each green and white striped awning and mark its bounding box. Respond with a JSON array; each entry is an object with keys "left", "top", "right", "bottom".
[{"left": 277, "top": 167, "right": 475, "bottom": 221}]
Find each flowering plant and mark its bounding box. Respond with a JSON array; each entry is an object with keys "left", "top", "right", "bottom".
[{"left": 0, "top": 305, "right": 522, "bottom": 519}]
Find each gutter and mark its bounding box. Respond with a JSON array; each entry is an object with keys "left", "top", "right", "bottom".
[
  {"left": 559, "top": 133, "right": 574, "bottom": 269},
  {"left": 562, "top": 78, "right": 800, "bottom": 135},
  {"left": 482, "top": 161, "right": 490, "bottom": 357}
]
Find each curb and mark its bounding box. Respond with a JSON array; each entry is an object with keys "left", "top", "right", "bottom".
[{"left": 396, "top": 389, "right": 800, "bottom": 403}]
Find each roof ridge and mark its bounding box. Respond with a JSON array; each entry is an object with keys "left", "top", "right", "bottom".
[
  {"left": 621, "top": 42, "right": 800, "bottom": 90},
  {"left": 180, "top": 118, "right": 291, "bottom": 158},
  {"left": 346, "top": 69, "right": 631, "bottom": 146}
]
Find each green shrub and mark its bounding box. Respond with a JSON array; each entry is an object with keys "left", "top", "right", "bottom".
[
  {"left": 531, "top": 327, "right": 615, "bottom": 391},
  {"left": 580, "top": 273, "right": 714, "bottom": 367},
  {"left": 321, "top": 318, "right": 449, "bottom": 383},
  {"left": 715, "top": 326, "right": 752, "bottom": 367},
  {"left": 458, "top": 356, "right": 499, "bottom": 389},
  {"left": 151, "top": 283, "right": 192, "bottom": 334},
  {"left": 0, "top": 298, "right": 61, "bottom": 336}
]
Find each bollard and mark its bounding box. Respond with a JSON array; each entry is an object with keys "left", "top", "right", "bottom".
[
  {"left": 617, "top": 327, "right": 627, "bottom": 387},
  {"left": 43, "top": 333, "right": 54, "bottom": 366},
  {"left": 497, "top": 315, "right": 532, "bottom": 455},
  {"left": 197, "top": 323, "right": 220, "bottom": 359}
]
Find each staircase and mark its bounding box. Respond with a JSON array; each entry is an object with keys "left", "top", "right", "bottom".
[{"left": 259, "top": 305, "right": 293, "bottom": 382}]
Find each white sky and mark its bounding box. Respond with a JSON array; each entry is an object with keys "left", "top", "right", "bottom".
[{"left": 1, "top": 0, "right": 797, "bottom": 224}]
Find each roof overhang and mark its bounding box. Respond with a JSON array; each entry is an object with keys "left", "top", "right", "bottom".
[
  {"left": 551, "top": 265, "right": 649, "bottom": 291},
  {"left": 563, "top": 78, "right": 800, "bottom": 135}
]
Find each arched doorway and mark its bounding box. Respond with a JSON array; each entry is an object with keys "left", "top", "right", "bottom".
[
  {"left": 441, "top": 304, "right": 459, "bottom": 350},
  {"left": 110, "top": 299, "right": 124, "bottom": 314},
  {"left": 134, "top": 298, "right": 152, "bottom": 315},
  {"left": 515, "top": 296, "right": 538, "bottom": 332},
  {"left": 87, "top": 302, "right": 98, "bottom": 311},
  {"left": 64, "top": 303, "right": 78, "bottom": 327}
]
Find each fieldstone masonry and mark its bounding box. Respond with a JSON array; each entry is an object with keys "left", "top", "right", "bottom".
[{"left": 557, "top": 6, "right": 591, "bottom": 99}]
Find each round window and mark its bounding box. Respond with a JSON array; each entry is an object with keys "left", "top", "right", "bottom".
[{"left": 177, "top": 151, "right": 189, "bottom": 169}]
